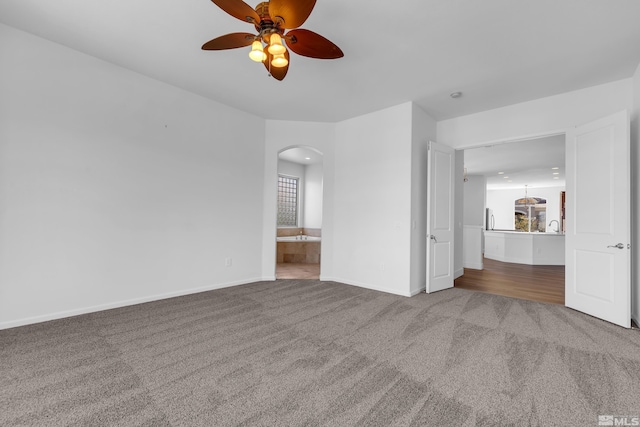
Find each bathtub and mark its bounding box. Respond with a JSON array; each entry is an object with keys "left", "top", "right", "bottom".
[
  {"left": 276, "top": 236, "right": 321, "bottom": 263},
  {"left": 276, "top": 235, "right": 321, "bottom": 242}
]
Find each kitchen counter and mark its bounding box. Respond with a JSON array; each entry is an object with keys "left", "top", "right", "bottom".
[{"left": 484, "top": 230, "right": 565, "bottom": 265}]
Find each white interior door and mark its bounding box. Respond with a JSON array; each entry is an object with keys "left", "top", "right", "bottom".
[
  {"left": 565, "top": 110, "right": 630, "bottom": 328},
  {"left": 426, "top": 141, "right": 455, "bottom": 293}
]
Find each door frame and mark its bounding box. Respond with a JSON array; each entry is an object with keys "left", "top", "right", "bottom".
[
  {"left": 456, "top": 122, "right": 632, "bottom": 327},
  {"left": 456, "top": 131, "right": 567, "bottom": 298},
  {"left": 275, "top": 145, "right": 325, "bottom": 279}
]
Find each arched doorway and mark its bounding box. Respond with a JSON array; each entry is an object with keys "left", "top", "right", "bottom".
[{"left": 275, "top": 146, "right": 323, "bottom": 279}]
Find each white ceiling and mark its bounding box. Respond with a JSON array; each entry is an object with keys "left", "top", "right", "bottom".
[
  {"left": 464, "top": 134, "right": 565, "bottom": 190},
  {"left": 1, "top": 1, "right": 640, "bottom": 123}
]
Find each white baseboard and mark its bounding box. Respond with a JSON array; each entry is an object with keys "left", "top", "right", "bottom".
[
  {"left": 0, "top": 277, "right": 265, "bottom": 331},
  {"left": 410, "top": 287, "right": 426, "bottom": 296},
  {"left": 319, "top": 276, "right": 413, "bottom": 297},
  {"left": 485, "top": 254, "right": 564, "bottom": 266},
  {"left": 454, "top": 268, "right": 464, "bottom": 279},
  {"left": 463, "top": 262, "right": 483, "bottom": 270}
]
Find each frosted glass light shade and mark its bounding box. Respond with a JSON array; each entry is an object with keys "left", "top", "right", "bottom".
[
  {"left": 267, "top": 33, "right": 286, "bottom": 55},
  {"left": 249, "top": 41, "right": 266, "bottom": 62},
  {"left": 271, "top": 53, "right": 288, "bottom": 68}
]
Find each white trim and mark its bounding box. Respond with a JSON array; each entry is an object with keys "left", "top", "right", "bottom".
[
  {"left": 453, "top": 129, "right": 567, "bottom": 151},
  {"left": 463, "top": 262, "right": 484, "bottom": 270},
  {"left": 319, "top": 276, "right": 413, "bottom": 297},
  {"left": 0, "top": 278, "right": 264, "bottom": 331},
  {"left": 454, "top": 268, "right": 464, "bottom": 279}
]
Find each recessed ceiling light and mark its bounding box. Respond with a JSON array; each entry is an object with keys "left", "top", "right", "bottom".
[
  {"left": 553, "top": 177, "right": 559, "bottom": 180},
  {"left": 553, "top": 172, "right": 559, "bottom": 175},
  {"left": 450, "top": 92, "right": 462, "bottom": 98},
  {"left": 552, "top": 167, "right": 559, "bottom": 170},
  {"left": 503, "top": 176, "right": 509, "bottom": 179},
  {"left": 305, "top": 157, "right": 311, "bottom": 160},
  {"left": 498, "top": 172, "right": 505, "bottom": 175}
]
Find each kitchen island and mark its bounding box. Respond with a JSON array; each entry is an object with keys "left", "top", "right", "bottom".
[{"left": 484, "top": 230, "right": 565, "bottom": 265}]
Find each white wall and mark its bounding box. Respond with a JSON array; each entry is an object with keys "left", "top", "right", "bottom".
[
  {"left": 632, "top": 63, "right": 640, "bottom": 325},
  {"left": 410, "top": 104, "right": 437, "bottom": 294},
  {"left": 331, "top": 103, "right": 414, "bottom": 296},
  {"left": 454, "top": 150, "right": 465, "bottom": 278},
  {"left": 463, "top": 226, "right": 484, "bottom": 269},
  {"left": 463, "top": 175, "right": 486, "bottom": 227},
  {"left": 0, "top": 25, "right": 266, "bottom": 329},
  {"left": 438, "top": 79, "right": 633, "bottom": 149},
  {"left": 486, "top": 186, "right": 565, "bottom": 231},
  {"left": 463, "top": 175, "right": 486, "bottom": 270},
  {"left": 263, "top": 121, "right": 335, "bottom": 279},
  {"left": 277, "top": 160, "right": 306, "bottom": 178},
  {"left": 304, "top": 163, "right": 323, "bottom": 229}
]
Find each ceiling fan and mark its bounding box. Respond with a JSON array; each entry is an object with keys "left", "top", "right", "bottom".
[{"left": 202, "top": 0, "right": 344, "bottom": 81}]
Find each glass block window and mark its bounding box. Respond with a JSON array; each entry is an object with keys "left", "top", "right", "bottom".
[{"left": 278, "top": 175, "right": 299, "bottom": 227}]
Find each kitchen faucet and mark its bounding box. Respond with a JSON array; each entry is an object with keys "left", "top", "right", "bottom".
[{"left": 548, "top": 220, "right": 560, "bottom": 233}]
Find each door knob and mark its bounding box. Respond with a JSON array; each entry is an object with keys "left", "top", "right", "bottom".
[
  {"left": 430, "top": 235, "right": 438, "bottom": 243},
  {"left": 607, "top": 243, "right": 624, "bottom": 249}
]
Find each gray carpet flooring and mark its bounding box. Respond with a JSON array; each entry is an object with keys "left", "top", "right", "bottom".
[{"left": 1, "top": 280, "right": 640, "bottom": 426}]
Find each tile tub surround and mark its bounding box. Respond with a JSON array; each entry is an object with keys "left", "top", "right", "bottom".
[
  {"left": 277, "top": 228, "right": 321, "bottom": 237},
  {"left": 276, "top": 240, "right": 321, "bottom": 263},
  {"left": 276, "top": 228, "right": 322, "bottom": 263}
]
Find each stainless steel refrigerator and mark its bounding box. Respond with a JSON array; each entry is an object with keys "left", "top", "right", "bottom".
[{"left": 486, "top": 208, "right": 494, "bottom": 230}]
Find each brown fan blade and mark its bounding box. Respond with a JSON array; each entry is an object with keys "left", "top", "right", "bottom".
[
  {"left": 285, "top": 29, "right": 343, "bottom": 59},
  {"left": 262, "top": 47, "right": 290, "bottom": 81},
  {"left": 210, "top": 0, "right": 260, "bottom": 24},
  {"left": 202, "top": 32, "right": 255, "bottom": 50},
  {"left": 268, "top": 0, "right": 316, "bottom": 29}
]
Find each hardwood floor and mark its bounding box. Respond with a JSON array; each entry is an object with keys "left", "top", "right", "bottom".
[
  {"left": 277, "top": 259, "right": 564, "bottom": 305},
  {"left": 276, "top": 263, "right": 320, "bottom": 280},
  {"left": 454, "top": 257, "right": 565, "bottom": 305}
]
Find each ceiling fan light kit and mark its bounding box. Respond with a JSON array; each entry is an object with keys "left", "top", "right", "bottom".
[
  {"left": 249, "top": 40, "right": 267, "bottom": 62},
  {"left": 271, "top": 53, "right": 288, "bottom": 68},
  {"left": 267, "top": 33, "right": 286, "bottom": 55},
  {"left": 203, "top": 0, "right": 343, "bottom": 80}
]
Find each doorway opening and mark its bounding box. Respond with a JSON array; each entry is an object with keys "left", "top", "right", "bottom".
[
  {"left": 275, "top": 146, "right": 323, "bottom": 280},
  {"left": 456, "top": 134, "right": 566, "bottom": 304}
]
